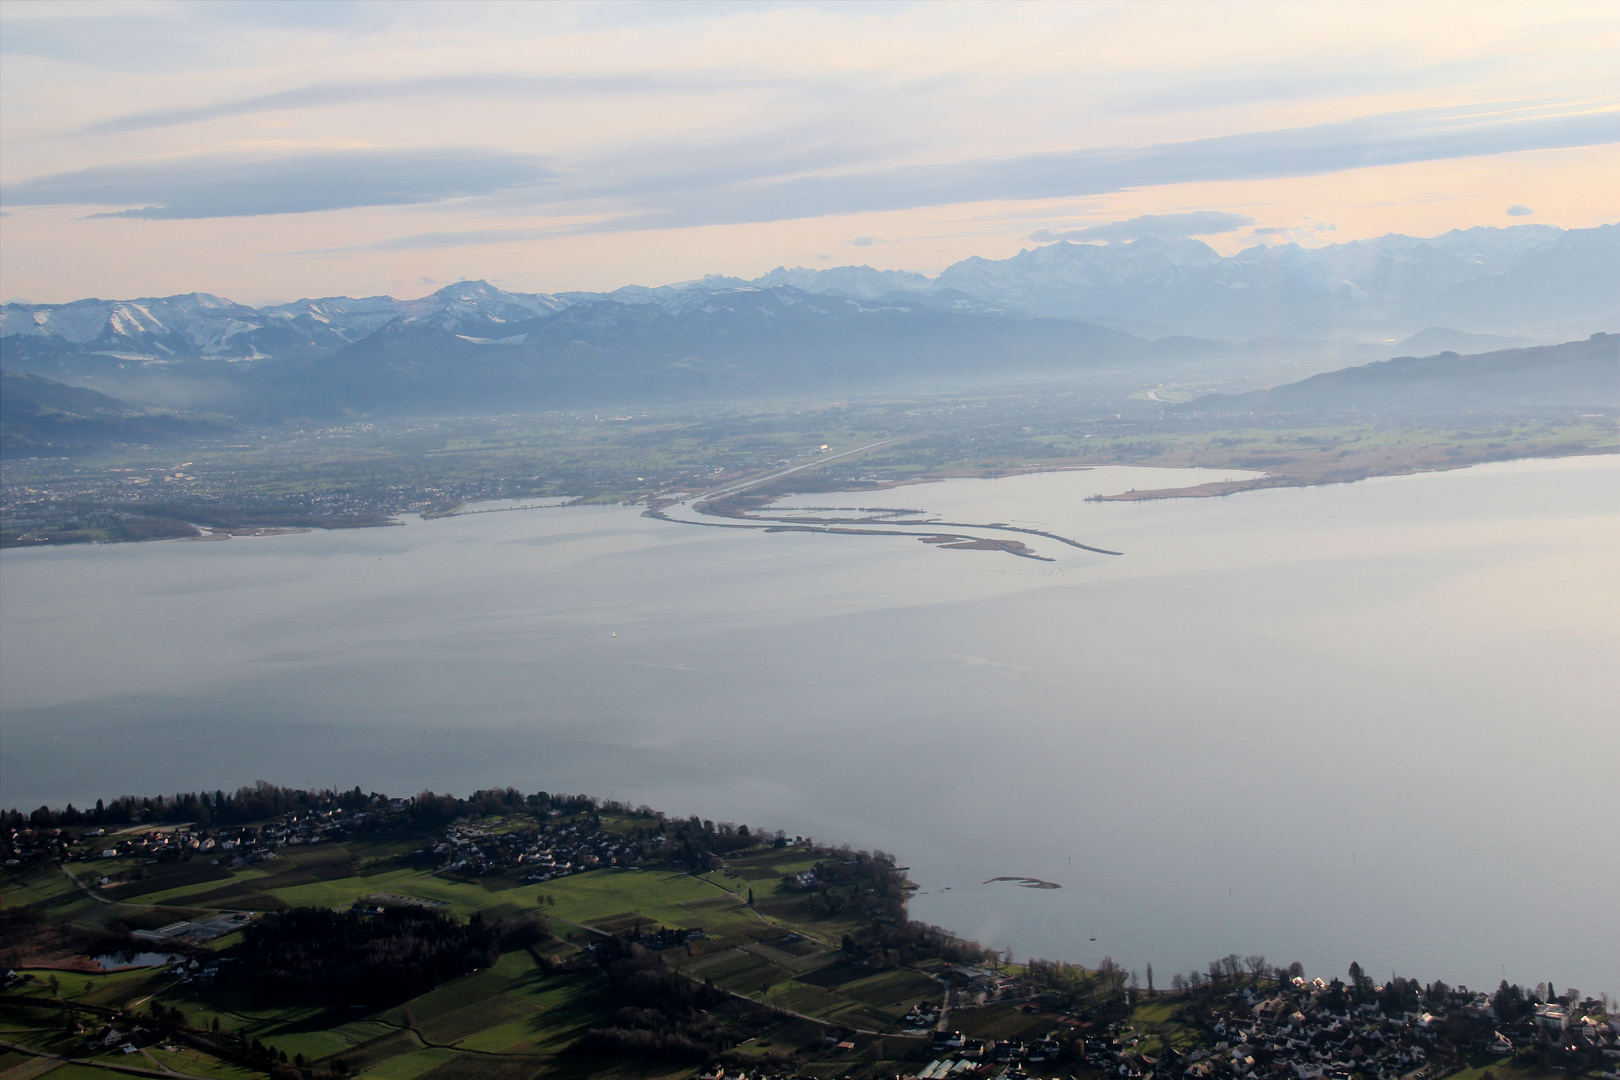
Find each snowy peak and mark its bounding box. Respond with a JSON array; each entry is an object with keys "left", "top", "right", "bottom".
[
  {"left": 395, "top": 280, "right": 567, "bottom": 332},
  {"left": 2, "top": 224, "right": 1613, "bottom": 369},
  {"left": 750, "top": 264, "right": 932, "bottom": 299},
  {"left": 2, "top": 281, "right": 577, "bottom": 360},
  {"left": 0, "top": 293, "right": 271, "bottom": 358},
  {"left": 753, "top": 225, "right": 1608, "bottom": 339},
  {"left": 928, "top": 224, "right": 1613, "bottom": 337},
  {"left": 261, "top": 294, "right": 407, "bottom": 343}
]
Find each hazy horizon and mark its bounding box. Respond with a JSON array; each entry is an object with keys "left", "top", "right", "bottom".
[
  {"left": 1, "top": 221, "right": 1611, "bottom": 310},
  {"left": 2, "top": 1, "right": 1617, "bottom": 305}
]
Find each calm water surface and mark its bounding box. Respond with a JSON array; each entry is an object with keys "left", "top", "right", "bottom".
[{"left": 3, "top": 456, "right": 1616, "bottom": 991}]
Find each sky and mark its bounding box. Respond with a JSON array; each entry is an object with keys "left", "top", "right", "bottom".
[{"left": 1, "top": 0, "right": 1617, "bottom": 305}]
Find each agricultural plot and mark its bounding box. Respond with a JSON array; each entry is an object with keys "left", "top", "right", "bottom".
[
  {"left": 2, "top": 810, "right": 972, "bottom": 1079},
  {"left": 839, "top": 970, "right": 940, "bottom": 1011},
  {"left": 358, "top": 1047, "right": 459, "bottom": 1080}
]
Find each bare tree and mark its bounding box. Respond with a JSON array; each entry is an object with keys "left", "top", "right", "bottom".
[
  {"left": 1224, "top": 954, "right": 1244, "bottom": 980},
  {"left": 1146, "top": 962, "right": 1155, "bottom": 995},
  {"left": 1246, "top": 955, "right": 1269, "bottom": 981},
  {"left": 1172, "top": 973, "right": 1187, "bottom": 993}
]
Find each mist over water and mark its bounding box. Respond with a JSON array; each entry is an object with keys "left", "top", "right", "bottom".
[{"left": 2, "top": 456, "right": 1615, "bottom": 993}]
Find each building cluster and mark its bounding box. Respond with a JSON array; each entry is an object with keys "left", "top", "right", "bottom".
[
  {"left": 244, "top": 807, "right": 373, "bottom": 852},
  {"left": 76, "top": 808, "right": 374, "bottom": 868},
  {"left": 1, "top": 825, "right": 72, "bottom": 867},
  {"left": 1517, "top": 1000, "right": 1619, "bottom": 1060},
  {"left": 131, "top": 912, "right": 254, "bottom": 946},
  {"left": 893, "top": 975, "right": 1619, "bottom": 1080},
  {"left": 943, "top": 965, "right": 1027, "bottom": 1006},
  {"left": 626, "top": 924, "right": 706, "bottom": 950},
  {"left": 0, "top": 435, "right": 575, "bottom": 547},
  {"left": 0, "top": 975, "right": 180, "bottom": 1055},
  {"left": 90, "top": 826, "right": 220, "bottom": 862},
  {"left": 1189, "top": 989, "right": 1435, "bottom": 1080},
  {"left": 75, "top": 1021, "right": 161, "bottom": 1056},
  {"left": 924, "top": 1027, "right": 1066, "bottom": 1067},
  {"left": 2, "top": 469, "right": 417, "bottom": 545},
  {"left": 0, "top": 807, "right": 392, "bottom": 886},
  {"left": 428, "top": 818, "right": 645, "bottom": 879},
  {"left": 1196, "top": 982, "right": 1617, "bottom": 1080}
]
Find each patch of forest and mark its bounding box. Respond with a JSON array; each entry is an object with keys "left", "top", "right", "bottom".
[{"left": 225, "top": 906, "right": 550, "bottom": 1007}]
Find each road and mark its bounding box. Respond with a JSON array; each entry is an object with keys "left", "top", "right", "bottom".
[
  {"left": 690, "top": 436, "right": 913, "bottom": 504},
  {"left": 60, "top": 863, "right": 114, "bottom": 905},
  {"left": 0, "top": 1039, "right": 214, "bottom": 1080}
]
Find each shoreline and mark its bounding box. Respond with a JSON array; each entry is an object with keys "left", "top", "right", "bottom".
[
  {"left": 1090, "top": 443, "right": 1616, "bottom": 502},
  {"left": 4, "top": 445, "right": 1613, "bottom": 551}
]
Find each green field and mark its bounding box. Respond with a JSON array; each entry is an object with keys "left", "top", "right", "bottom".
[{"left": 1, "top": 814, "right": 956, "bottom": 1079}]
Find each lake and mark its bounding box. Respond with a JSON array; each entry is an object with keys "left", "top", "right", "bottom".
[{"left": 2, "top": 455, "right": 1616, "bottom": 993}]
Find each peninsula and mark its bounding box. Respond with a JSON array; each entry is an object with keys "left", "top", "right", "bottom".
[{"left": 3, "top": 786, "right": 1612, "bottom": 1078}]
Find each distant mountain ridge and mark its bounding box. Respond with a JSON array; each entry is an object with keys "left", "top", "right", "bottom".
[
  {"left": 251, "top": 286, "right": 1142, "bottom": 417},
  {"left": 928, "top": 224, "right": 1618, "bottom": 339},
  {"left": 1178, "top": 333, "right": 1619, "bottom": 416},
  {"left": 2, "top": 223, "right": 1614, "bottom": 418},
  {"left": 0, "top": 280, "right": 570, "bottom": 363},
  {"left": 5, "top": 224, "right": 1614, "bottom": 365},
  {"left": 0, "top": 369, "right": 221, "bottom": 452}
]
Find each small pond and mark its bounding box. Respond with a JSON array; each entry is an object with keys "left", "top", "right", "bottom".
[{"left": 95, "top": 951, "right": 184, "bottom": 970}]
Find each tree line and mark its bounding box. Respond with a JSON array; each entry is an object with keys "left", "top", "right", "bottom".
[{"left": 8, "top": 784, "right": 621, "bottom": 832}]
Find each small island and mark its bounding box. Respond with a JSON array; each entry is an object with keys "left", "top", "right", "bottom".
[{"left": 983, "top": 876, "right": 1062, "bottom": 890}]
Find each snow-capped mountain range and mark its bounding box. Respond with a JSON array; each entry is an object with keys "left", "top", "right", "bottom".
[
  {"left": 0, "top": 280, "right": 571, "bottom": 362},
  {"left": 930, "top": 225, "right": 1619, "bottom": 336},
  {"left": 1, "top": 224, "right": 1614, "bottom": 418},
  {"left": 4, "top": 224, "right": 1614, "bottom": 367}
]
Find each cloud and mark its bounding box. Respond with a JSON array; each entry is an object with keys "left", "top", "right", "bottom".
[
  {"left": 2, "top": 147, "right": 552, "bottom": 219},
  {"left": 77, "top": 73, "right": 751, "bottom": 136},
  {"left": 1029, "top": 210, "right": 1255, "bottom": 243},
  {"left": 289, "top": 226, "right": 563, "bottom": 256},
  {"left": 1506, "top": 203, "right": 1534, "bottom": 216},
  {"left": 561, "top": 101, "right": 1620, "bottom": 234},
  {"left": 65, "top": 98, "right": 1609, "bottom": 242},
  {"left": 850, "top": 235, "right": 887, "bottom": 246},
  {"left": 1246, "top": 221, "right": 1338, "bottom": 243}
]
